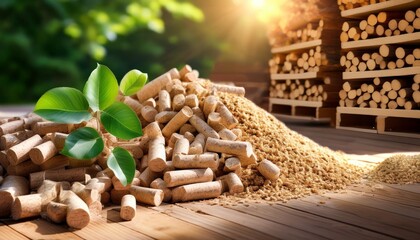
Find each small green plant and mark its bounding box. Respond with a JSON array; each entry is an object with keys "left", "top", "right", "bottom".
[{"left": 34, "top": 64, "right": 148, "bottom": 186}]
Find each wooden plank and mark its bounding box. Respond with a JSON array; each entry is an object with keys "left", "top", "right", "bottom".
[
  {"left": 349, "top": 185, "right": 420, "bottom": 208},
  {"left": 385, "top": 184, "right": 420, "bottom": 194},
  {"left": 284, "top": 120, "right": 420, "bottom": 146},
  {"left": 3, "top": 218, "right": 81, "bottom": 240},
  {"left": 341, "top": 0, "right": 420, "bottom": 18},
  {"left": 343, "top": 66, "right": 420, "bottom": 80},
  {"left": 153, "top": 205, "right": 312, "bottom": 239},
  {"left": 273, "top": 113, "right": 331, "bottom": 122},
  {"left": 337, "top": 107, "right": 420, "bottom": 119},
  {"left": 342, "top": 32, "right": 420, "bottom": 50},
  {"left": 0, "top": 222, "right": 29, "bottom": 240},
  {"left": 271, "top": 72, "right": 317, "bottom": 80},
  {"left": 270, "top": 98, "right": 323, "bottom": 108},
  {"left": 380, "top": 131, "right": 420, "bottom": 139},
  {"left": 226, "top": 202, "right": 393, "bottom": 239},
  {"left": 323, "top": 191, "right": 420, "bottom": 219},
  {"left": 180, "top": 202, "right": 323, "bottom": 240},
  {"left": 281, "top": 195, "right": 420, "bottom": 239},
  {"left": 152, "top": 204, "right": 285, "bottom": 240},
  {"left": 105, "top": 205, "right": 226, "bottom": 240},
  {"left": 72, "top": 216, "right": 152, "bottom": 240},
  {"left": 349, "top": 182, "right": 420, "bottom": 206},
  {"left": 336, "top": 126, "right": 377, "bottom": 134},
  {"left": 271, "top": 40, "right": 322, "bottom": 54},
  {"left": 294, "top": 125, "right": 420, "bottom": 151}
]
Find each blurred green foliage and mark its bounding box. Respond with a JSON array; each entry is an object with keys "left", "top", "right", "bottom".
[
  {"left": 0, "top": 0, "right": 226, "bottom": 103},
  {"left": 0, "top": 0, "right": 269, "bottom": 104}
]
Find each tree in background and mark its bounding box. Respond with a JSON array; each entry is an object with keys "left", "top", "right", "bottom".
[
  {"left": 0, "top": 0, "right": 269, "bottom": 103},
  {"left": 0, "top": 0, "right": 220, "bottom": 103}
]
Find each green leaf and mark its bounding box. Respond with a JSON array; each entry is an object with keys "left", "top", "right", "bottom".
[
  {"left": 84, "top": 63, "right": 119, "bottom": 111},
  {"left": 61, "top": 127, "right": 104, "bottom": 160},
  {"left": 34, "top": 87, "right": 91, "bottom": 124},
  {"left": 100, "top": 102, "right": 142, "bottom": 140},
  {"left": 107, "top": 147, "right": 135, "bottom": 186},
  {"left": 120, "top": 70, "right": 148, "bottom": 96}
]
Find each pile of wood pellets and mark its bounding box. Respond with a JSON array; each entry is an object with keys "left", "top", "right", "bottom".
[
  {"left": 215, "top": 92, "right": 364, "bottom": 203},
  {"left": 0, "top": 65, "right": 282, "bottom": 229},
  {"left": 370, "top": 154, "right": 420, "bottom": 184},
  {"left": 0, "top": 65, "right": 375, "bottom": 229}
]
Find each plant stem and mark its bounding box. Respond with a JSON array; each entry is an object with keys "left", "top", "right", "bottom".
[{"left": 95, "top": 111, "right": 103, "bottom": 136}]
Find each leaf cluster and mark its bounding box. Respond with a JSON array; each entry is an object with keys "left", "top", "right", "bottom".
[{"left": 34, "top": 64, "right": 147, "bottom": 186}]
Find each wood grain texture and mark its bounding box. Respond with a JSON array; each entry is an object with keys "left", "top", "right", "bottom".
[
  {"left": 106, "top": 205, "right": 225, "bottom": 240},
  {"left": 72, "top": 216, "right": 153, "bottom": 240},
  {"left": 2, "top": 219, "right": 81, "bottom": 240},
  {"left": 0, "top": 222, "right": 29, "bottom": 240},
  {"left": 152, "top": 204, "right": 280, "bottom": 240},
  {"left": 283, "top": 195, "right": 420, "bottom": 239},
  {"left": 226, "top": 202, "right": 393, "bottom": 239}
]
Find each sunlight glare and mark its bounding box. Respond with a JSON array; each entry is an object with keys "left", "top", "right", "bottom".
[{"left": 251, "top": 0, "right": 265, "bottom": 8}]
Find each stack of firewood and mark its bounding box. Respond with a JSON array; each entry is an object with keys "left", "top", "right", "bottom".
[
  {"left": 339, "top": 74, "right": 420, "bottom": 109},
  {"left": 337, "top": 0, "right": 390, "bottom": 12},
  {"left": 340, "top": 9, "right": 420, "bottom": 42},
  {"left": 340, "top": 45, "right": 420, "bottom": 72},
  {"left": 270, "top": 79, "right": 340, "bottom": 103}
]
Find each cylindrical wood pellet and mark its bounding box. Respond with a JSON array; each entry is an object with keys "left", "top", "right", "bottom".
[
  {"left": 29, "top": 140, "right": 58, "bottom": 165},
  {"left": 148, "top": 136, "right": 166, "bottom": 172},
  {"left": 47, "top": 202, "right": 67, "bottom": 223},
  {"left": 257, "top": 159, "right": 281, "bottom": 181},
  {"left": 189, "top": 115, "right": 219, "bottom": 139},
  {"left": 120, "top": 194, "right": 136, "bottom": 221},
  {"left": 12, "top": 193, "right": 42, "bottom": 220},
  {"left": 59, "top": 190, "right": 90, "bottom": 229},
  {"left": 130, "top": 185, "right": 164, "bottom": 206},
  {"left": 7, "top": 134, "right": 43, "bottom": 165},
  {"left": 164, "top": 168, "right": 213, "bottom": 187},
  {"left": 137, "top": 72, "right": 172, "bottom": 103},
  {"left": 173, "top": 153, "right": 219, "bottom": 170},
  {"left": 150, "top": 178, "right": 172, "bottom": 202},
  {"left": 0, "top": 175, "right": 29, "bottom": 217},
  {"left": 205, "top": 138, "right": 253, "bottom": 157},
  {"left": 172, "top": 181, "right": 222, "bottom": 203},
  {"left": 162, "top": 106, "right": 193, "bottom": 138}
]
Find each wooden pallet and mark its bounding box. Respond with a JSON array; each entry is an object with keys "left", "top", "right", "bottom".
[
  {"left": 341, "top": 0, "right": 420, "bottom": 18},
  {"left": 271, "top": 39, "right": 322, "bottom": 54},
  {"left": 342, "top": 32, "right": 420, "bottom": 50},
  {"left": 343, "top": 66, "right": 420, "bottom": 80},
  {"left": 269, "top": 98, "right": 335, "bottom": 123},
  {"left": 336, "top": 107, "right": 420, "bottom": 138}
]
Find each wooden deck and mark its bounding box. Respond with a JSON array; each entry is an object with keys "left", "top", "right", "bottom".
[{"left": 1, "top": 108, "right": 420, "bottom": 239}]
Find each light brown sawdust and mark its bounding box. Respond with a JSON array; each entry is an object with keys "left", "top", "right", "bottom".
[
  {"left": 370, "top": 154, "right": 420, "bottom": 184},
  {"left": 210, "top": 92, "right": 363, "bottom": 204}
]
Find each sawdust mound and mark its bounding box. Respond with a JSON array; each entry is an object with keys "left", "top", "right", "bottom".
[
  {"left": 215, "top": 92, "right": 363, "bottom": 202},
  {"left": 370, "top": 154, "right": 420, "bottom": 184}
]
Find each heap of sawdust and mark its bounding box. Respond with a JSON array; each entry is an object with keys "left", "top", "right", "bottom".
[
  {"left": 370, "top": 154, "right": 420, "bottom": 184},
  {"left": 211, "top": 92, "right": 363, "bottom": 203}
]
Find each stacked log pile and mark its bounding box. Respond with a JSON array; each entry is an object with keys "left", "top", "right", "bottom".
[
  {"left": 339, "top": 74, "right": 420, "bottom": 109},
  {"left": 270, "top": 79, "right": 340, "bottom": 103},
  {"left": 336, "top": 0, "right": 420, "bottom": 135},
  {"left": 269, "top": 44, "right": 338, "bottom": 74},
  {"left": 0, "top": 66, "right": 280, "bottom": 229},
  {"left": 267, "top": 0, "right": 342, "bottom": 113},
  {"left": 340, "top": 9, "right": 420, "bottom": 42},
  {"left": 337, "top": 0, "right": 390, "bottom": 12},
  {"left": 340, "top": 45, "right": 420, "bottom": 72}
]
